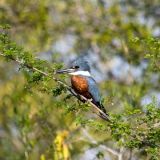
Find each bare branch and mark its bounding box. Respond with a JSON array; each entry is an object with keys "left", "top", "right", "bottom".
[{"left": 82, "top": 128, "right": 123, "bottom": 158}]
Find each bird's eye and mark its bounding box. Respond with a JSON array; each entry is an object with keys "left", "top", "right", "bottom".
[{"left": 74, "top": 66, "right": 79, "bottom": 69}]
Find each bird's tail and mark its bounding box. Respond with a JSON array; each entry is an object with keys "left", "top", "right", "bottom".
[{"left": 94, "top": 101, "right": 110, "bottom": 121}]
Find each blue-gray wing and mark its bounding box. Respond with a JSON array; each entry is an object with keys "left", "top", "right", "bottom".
[
  {"left": 86, "top": 77, "right": 108, "bottom": 119},
  {"left": 86, "top": 77, "right": 101, "bottom": 103}
]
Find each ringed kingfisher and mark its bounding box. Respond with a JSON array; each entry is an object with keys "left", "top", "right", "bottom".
[{"left": 56, "top": 56, "right": 108, "bottom": 120}]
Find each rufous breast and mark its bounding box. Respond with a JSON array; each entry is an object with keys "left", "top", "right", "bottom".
[{"left": 71, "top": 75, "right": 91, "bottom": 98}]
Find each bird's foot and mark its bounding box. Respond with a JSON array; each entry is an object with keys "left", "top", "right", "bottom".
[{"left": 86, "top": 98, "right": 93, "bottom": 103}]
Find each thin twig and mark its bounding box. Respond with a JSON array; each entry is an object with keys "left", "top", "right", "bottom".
[{"left": 0, "top": 53, "right": 110, "bottom": 121}]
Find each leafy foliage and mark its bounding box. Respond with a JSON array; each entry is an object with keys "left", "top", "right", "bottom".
[{"left": 0, "top": 1, "right": 160, "bottom": 160}]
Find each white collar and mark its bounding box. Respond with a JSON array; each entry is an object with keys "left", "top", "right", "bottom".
[{"left": 69, "top": 71, "right": 91, "bottom": 77}]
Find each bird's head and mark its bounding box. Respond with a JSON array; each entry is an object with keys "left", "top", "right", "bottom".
[{"left": 56, "top": 56, "right": 91, "bottom": 76}]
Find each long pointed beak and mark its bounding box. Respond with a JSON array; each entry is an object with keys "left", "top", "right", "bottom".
[{"left": 56, "top": 68, "right": 75, "bottom": 74}]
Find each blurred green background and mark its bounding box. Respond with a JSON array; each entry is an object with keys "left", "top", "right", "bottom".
[{"left": 0, "top": 0, "right": 160, "bottom": 160}]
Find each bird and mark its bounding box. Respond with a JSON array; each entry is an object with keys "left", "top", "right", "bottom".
[{"left": 56, "top": 56, "right": 109, "bottom": 120}]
